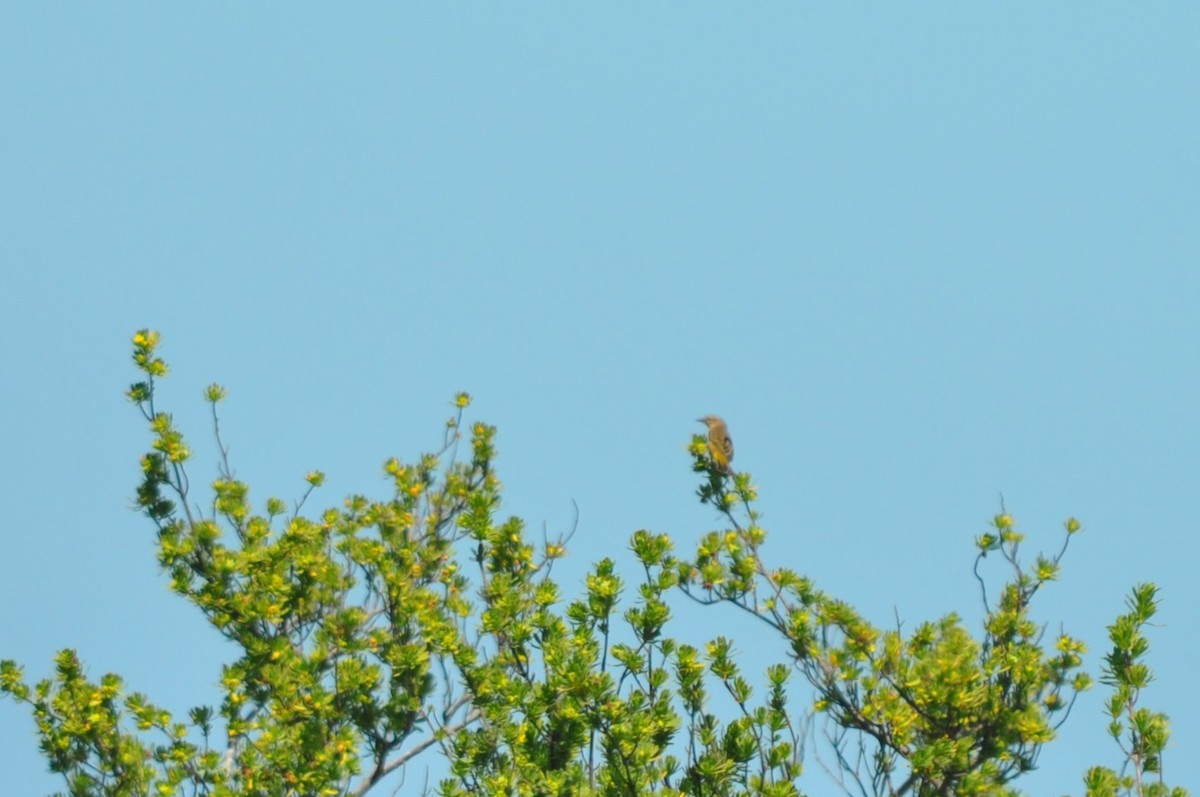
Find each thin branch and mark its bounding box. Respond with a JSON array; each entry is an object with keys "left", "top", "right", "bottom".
[{"left": 350, "top": 708, "right": 481, "bottom": 797}]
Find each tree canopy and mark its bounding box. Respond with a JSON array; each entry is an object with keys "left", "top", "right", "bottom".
[{"left": 1, "top": 330, "right": 1186, "bottom": 797}]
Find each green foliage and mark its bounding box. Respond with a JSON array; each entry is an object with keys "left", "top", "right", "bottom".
[
  {"left": 0, "top": 330, "right": 1188, "bottom": 797},
  {"left": 685, "top": 441, "right": 1095, "bottom": 797},
  {"left": 1082, "top": 584, "right": 1188, "bottom": 797},
  {"left": 3, "top": 332, "right": 807, "bottom": 797},
  {"left": 1, "top": 650, "right": 224, "bottom": 797}
]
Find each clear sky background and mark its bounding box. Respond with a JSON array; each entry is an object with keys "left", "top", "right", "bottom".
[{"left": 2, "top": 5, "right": 1197, "bottom": 795}]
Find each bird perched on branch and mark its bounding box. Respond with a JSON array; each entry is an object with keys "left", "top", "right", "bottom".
[{"left": 698, "top": 415, "right": 734, "bottom": 474}]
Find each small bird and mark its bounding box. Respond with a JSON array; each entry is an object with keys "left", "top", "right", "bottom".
[{"left": 698, "top": 415, "right": 734, "bottom": 473}]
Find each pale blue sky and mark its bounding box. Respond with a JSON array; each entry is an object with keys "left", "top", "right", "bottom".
[{"left": 3, "top": 5, "right": 1198, "bottom": 795}]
